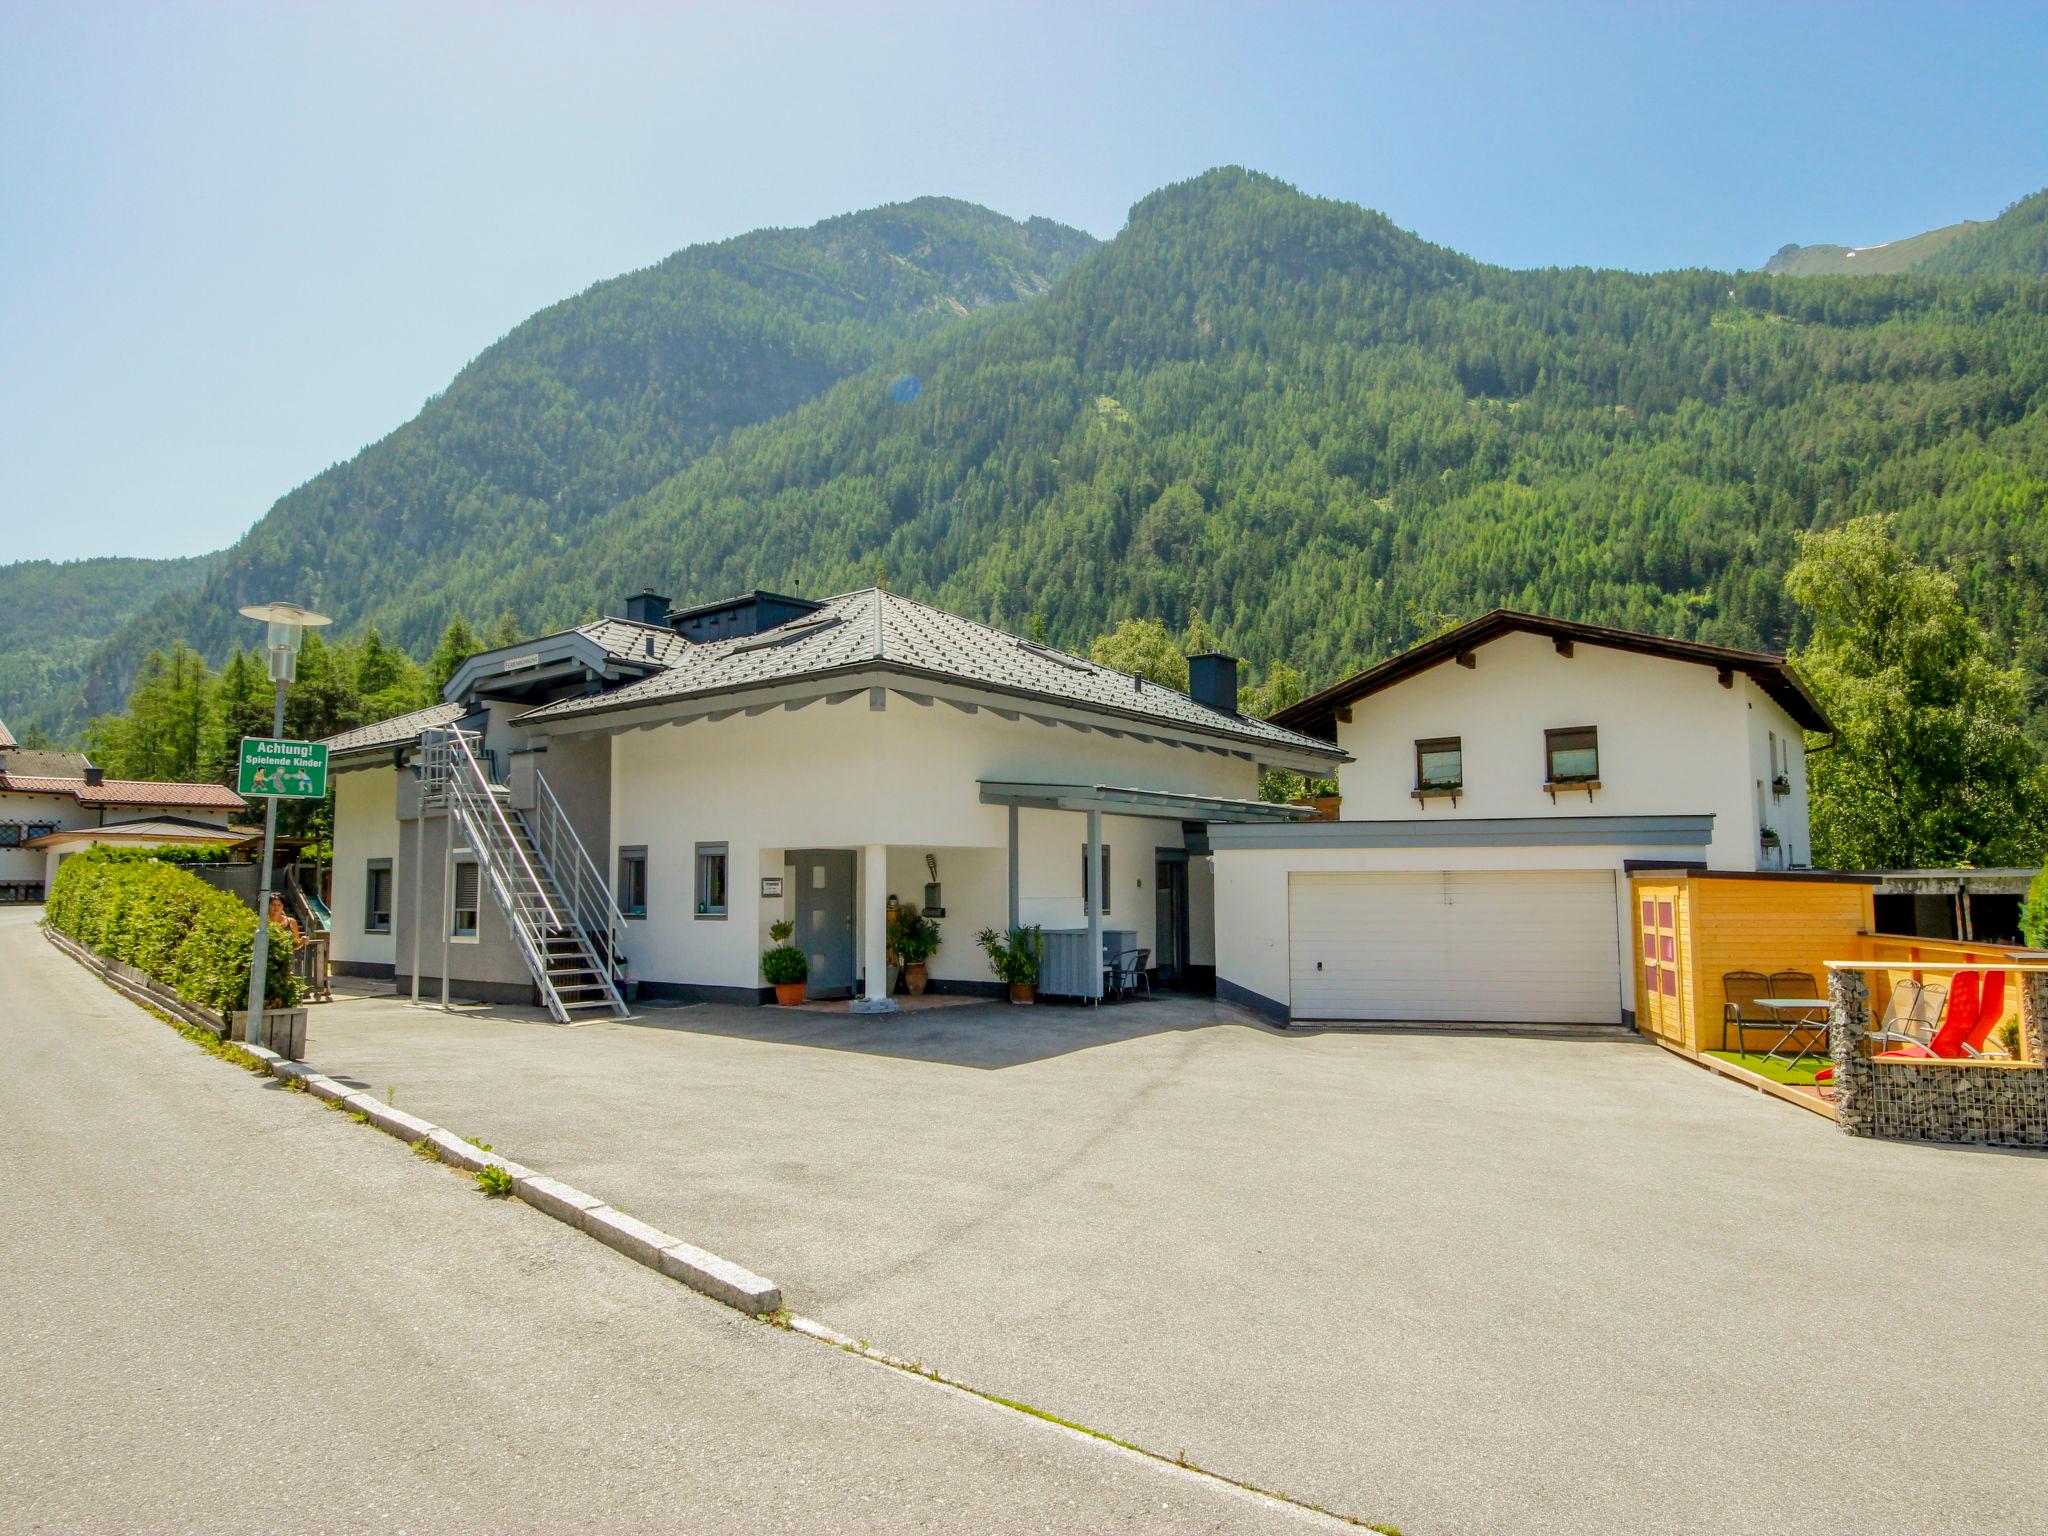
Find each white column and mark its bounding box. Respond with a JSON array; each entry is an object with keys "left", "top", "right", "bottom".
[
  {"left": 1086, "top": 809, "right": 1104, "bottom": 1002},
  {"left": 1007, "top": 805, "right": 1020, "bottom": 931},
  {"left": 855, "top": 843, "right": 897, "bottom": 1013}
]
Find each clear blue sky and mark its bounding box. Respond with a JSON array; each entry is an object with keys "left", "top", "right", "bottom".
[{"left": 4, "top": 1, "right": 2044, "bottom": 564}]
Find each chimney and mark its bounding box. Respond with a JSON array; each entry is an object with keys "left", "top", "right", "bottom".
[
  {"left": 84, "top": 766, "right": 105, "bottom": 786},
  {"left": 1188, "top": 652, "right": 1239, "bottom": 715},
  {"left": 624, "top": 588, "right": 669, "bottom": 626}
]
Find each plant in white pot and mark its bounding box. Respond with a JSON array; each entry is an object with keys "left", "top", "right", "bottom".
[{"left": 762, "top": 920, "right": 808, "bottom": 1006}]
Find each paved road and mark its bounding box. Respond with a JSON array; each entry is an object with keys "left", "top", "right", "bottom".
[
  {"left": 0, "top": 908, "right": 1319, "bottom": 1535},
  {"left": 307, "top": 981, "right": 2048, "bottom": 1536}
]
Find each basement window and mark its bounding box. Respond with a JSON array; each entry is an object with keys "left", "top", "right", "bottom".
[
  {"left": 618, "top": 846, "right": 648, "bottom": 920},
  {"left": 695, "top": 842, "right": 728, "bottom": 919}
]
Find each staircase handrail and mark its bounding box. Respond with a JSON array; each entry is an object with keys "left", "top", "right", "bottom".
[
  {"left": 422, "top": 729, "right": 569, "bottom": 935},
  {"left": 531, "top": 768, "right": 629, "bottom": 979}
]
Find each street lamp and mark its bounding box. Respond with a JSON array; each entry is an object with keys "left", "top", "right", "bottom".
[{"left": 238, "top": 601, "right": 332, "bottom": 1047}]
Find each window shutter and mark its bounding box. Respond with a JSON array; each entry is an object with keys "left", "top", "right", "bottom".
[{"left": 453, "top": 861, "right": 479, "bottom": 911}]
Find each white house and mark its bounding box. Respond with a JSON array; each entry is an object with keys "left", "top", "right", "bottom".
[
  {"left": 1209, "top": 611, "right": 1831, "bottom": 1028},
  {"left": 322, "top": 589, "right": 1345, "bottom": 1016},
  {"left": 0, "top": 726, "right": 248, "bottom": 902}
]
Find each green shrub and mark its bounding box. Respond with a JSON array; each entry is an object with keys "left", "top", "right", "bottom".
[
  {"left": 2024, "top": 864, "right": 2048, "bottom": 950},
  {"left": 44, "top": 847, "right": 298, "bottom": 1013},
  {"left": 976, "top": 925, "right": 1043, "bottom": 985},
  {"left": 889, "top": 906, "right": 941, "bottom": 964},
  {"left": 761, "top": 918, "right": 808, "bottom": 985}
]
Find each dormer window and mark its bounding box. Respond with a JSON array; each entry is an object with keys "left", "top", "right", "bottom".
[
  {"left": 1544, "top": 726, "right": 1600, "bottom": 799},
  {"left": 1413, "top": 737, "right": 1463, "bottom": 805}
]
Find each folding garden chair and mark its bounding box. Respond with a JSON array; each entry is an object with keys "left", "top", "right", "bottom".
[{"left": 1721, "top": 971, "right": 1774, "bottom": 1053}]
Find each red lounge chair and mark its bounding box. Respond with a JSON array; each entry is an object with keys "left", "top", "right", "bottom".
[
  {"left": 1817, "top": 971, "right": 2000, "bottom": 1082},
  {"left": 1879, "top": 969, "right": 2002, "bottom": 1060}
]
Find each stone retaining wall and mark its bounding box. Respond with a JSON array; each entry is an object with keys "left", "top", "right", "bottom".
[{"left": 1828, "top": 968, "right": 2048, "bottom": 1148}]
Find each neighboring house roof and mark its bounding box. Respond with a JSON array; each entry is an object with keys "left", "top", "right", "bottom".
[
  {"left": 577, "top": 615, "right": 696, "bottom": 667},
  {"left": 0, "top": 772, "right": 245, "bottom": 809},
  {"left": 322, "top": 701, "right": 469, "bottom": 760},
  {"left": 73, "top": 779, "right": 247, "bottom": 809},
  {"left": 1274, "top": 609, "right": 1834, "bottom": 740},
  {"left": 516, "top": 588, "right": 1345, "bottom": 761},
  {"left": 24, "top": 815, "right": 250, "bottom": 849},
  {"left": 0, "top": 749, "right": 93, "bottom": 778},
  {"left": 0, "top": 718, "right": 14, "bottom": 749}
]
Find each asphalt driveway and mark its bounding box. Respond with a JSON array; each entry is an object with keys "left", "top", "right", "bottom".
[{"left": 309, "top": 986, "right": 2048, "bottom": 1536}]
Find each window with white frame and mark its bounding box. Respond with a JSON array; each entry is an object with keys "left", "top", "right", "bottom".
[{"left": 450, "top": 856, "right": 480, "bottom": 938}]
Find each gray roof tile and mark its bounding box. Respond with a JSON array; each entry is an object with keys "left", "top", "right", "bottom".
[
  {"left": 321, "top": 701, "right": 468, "bottom": 757},
  {"left": 518, "top": 589, "right": 1340, "bottom": 759}
]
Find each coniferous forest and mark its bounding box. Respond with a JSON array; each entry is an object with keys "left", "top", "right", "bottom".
[{"left": 8, "top": 168, "right": 2048, "bottom": 757}]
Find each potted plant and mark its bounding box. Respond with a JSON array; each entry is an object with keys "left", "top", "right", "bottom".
[
  {"left": 890, "top": 905, "right": 942, "bottom": 996},
  {"left": 1771, "top": 773, "right": 1792, "bottom": 798},
  {"left": 762, "top": 920, "right": 808, "bottom": 1006},
  {"left": 977, "top": 925, "right": 1043, "bottom": 1005}
]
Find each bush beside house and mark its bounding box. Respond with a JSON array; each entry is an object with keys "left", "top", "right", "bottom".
[{"left": 44, "top": 847, "right": 298, "bottom": 1014}]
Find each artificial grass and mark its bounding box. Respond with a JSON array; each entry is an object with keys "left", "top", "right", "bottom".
[{"left": 1704, "top": 1049, "right": 1827, "bottom": 1087}]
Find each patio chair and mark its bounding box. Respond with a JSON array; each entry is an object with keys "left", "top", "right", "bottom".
[
  {"left": 1102, "top": 949, "right": 1151, "bottom": 1001},
  {"left": 1881, "top": 970, "right": 2003, "bottom": 1062},
  {"left": 1721, "top": 971, "right": 1774, "bottom": 1052},
  {"left": 1759, "top": 969, "right": 1828, "bottom": 1062}
]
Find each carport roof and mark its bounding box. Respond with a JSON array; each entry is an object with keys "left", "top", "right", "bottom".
[{"left": 978, "top": 780, "right": 1321, "bottom": 824}]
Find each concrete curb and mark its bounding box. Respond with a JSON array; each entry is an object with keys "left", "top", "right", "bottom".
[{"left": 40, "top": 922, "right": 783, "bottom": 1317}]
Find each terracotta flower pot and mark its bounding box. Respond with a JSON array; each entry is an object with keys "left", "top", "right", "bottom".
[
  {"left": 905, "top": 962, "right": 929, "bottom": 996},
  {"left": 774, "top": 981, "right": 807, "bottom": 1007},
  {"left": 1009, "top": 982, "right": 1036, "bottom": 1005}
]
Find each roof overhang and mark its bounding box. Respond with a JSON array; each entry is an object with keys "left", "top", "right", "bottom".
[
  {"left": 527, "top": 667, "right": 1347, "bottom": 774},
  {"left": 442, "top": 632, "right": 659, "bottom": 707},
  {"left": 1274, "top": 610, "right": 1833, "bottom": 741},
  {"left": 1207, "top": 812, "right": 1716, "bottom": 851},
  {"left": 978, "top": 780, "right": 1321, "bottom": 824}
]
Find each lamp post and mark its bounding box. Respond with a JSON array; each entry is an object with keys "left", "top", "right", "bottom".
[{"left": 238, "top": 601, "right": 332, "bottom": 1047}]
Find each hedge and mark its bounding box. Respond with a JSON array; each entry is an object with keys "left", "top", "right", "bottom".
[{"left": 44, "top": 847, "right": 300, "bottom": 1014}]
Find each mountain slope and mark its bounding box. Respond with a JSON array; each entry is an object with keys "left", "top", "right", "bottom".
[
  {"left": 60, "top": 198, "right": 1094, "bottom": 726},
  {"left": 1918, "top": 188, "right": 2048, "bottom": 276},
  {"left": 1762, "top": 219, "right": 1985, "bottom": 275},
  {"left": 394, "top": 167, "right": 2048, "bottom": 691},
  {"left": 1763, "top": 186, "right": 2048, "bottom": 277},
  {"left": 0, "top": 555, "right": 219, "bottom": 733}
]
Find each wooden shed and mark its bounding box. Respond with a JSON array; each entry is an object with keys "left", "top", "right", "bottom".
[{"left": 1629, "top": 870, "right": 1877, "bottom": 1053}]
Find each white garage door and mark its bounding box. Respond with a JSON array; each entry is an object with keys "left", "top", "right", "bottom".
[{"left": 1288, "top": 870, "right": 1622, "bottom": 1024}]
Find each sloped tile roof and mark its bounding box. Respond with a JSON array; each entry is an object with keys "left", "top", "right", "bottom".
[
  {"left": 25, "top": 816, "right": 251, "bottom": 846},
  {"left": 0, "top": 719, "right": 13, "bottom": 749},
  {"left": 320, "top": 701, "right": 469, "bottom": 758},
  {"left": 517, "top": 589, "right": 1341, "bottom": 760},
  {"left": 578, "top": 615, "right": 695, "bottom": 667},
  {"left": 0, "top": 773, "right": 244, "bottom": 809},
  {"left": 75, "top": 779, "right": 247, "bottom": 809},
  {"left": 0, "top": 749, "right": 93, "bottom": 778}
]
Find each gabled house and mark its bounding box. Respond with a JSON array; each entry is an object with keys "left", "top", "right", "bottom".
[
  {"left": 322, "top": 590, "right": 1344, "bottom": 1017},
  {"left": 0, "top": 726, "right": 249, "bottom": 902},
  {"left": 1208, "top": 611, "right": 1834, "bottom": 1028}
]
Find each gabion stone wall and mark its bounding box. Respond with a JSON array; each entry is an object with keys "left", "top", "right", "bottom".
[{"left": 1828, "top": 968, "right": 2048, "bottom": 1148}]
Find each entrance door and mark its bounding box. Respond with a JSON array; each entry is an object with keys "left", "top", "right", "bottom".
[
  {"left": 1155, "top": 855, "right": 1189, "bottom": 985},
  {"left": 789, "top": 850, "right": 857, "bottom": 998}
]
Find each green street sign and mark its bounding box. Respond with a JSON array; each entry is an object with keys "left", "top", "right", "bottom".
[{"left": 237, "top": 737, "right": 329, "bottom": 799}]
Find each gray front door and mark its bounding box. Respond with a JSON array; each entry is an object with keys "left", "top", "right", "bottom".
[
  {"left": 789, "top": 849, "right": 857, "bottom": 998},
  {"left": 1155, "top": 854, "right": 1189, "bottom": 984}
]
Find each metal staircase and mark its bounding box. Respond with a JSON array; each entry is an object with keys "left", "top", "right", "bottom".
[{"left": 418, "top": 728, "right": 630, "bottom": 1022}]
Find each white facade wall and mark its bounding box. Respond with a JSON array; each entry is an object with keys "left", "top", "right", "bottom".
[
  {"left": 1, "top": 790, "right": 93, "bottom": 892},
  {"left": 597, "top": 693, "right": 1260, "bottom": 993},
  {"left": 1330, "top": 632, "right": 1811, "bottom": 870},
  {"left": 329, "top": 767, "right": 400, "bottom": 970}
]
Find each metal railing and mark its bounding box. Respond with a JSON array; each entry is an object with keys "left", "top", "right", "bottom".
[
  {"left": 419, "top": 728, "right": 568, "bottom": 1012},
  {"left": 528, "top": 769, "right": 629, "bottom": 985}
]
